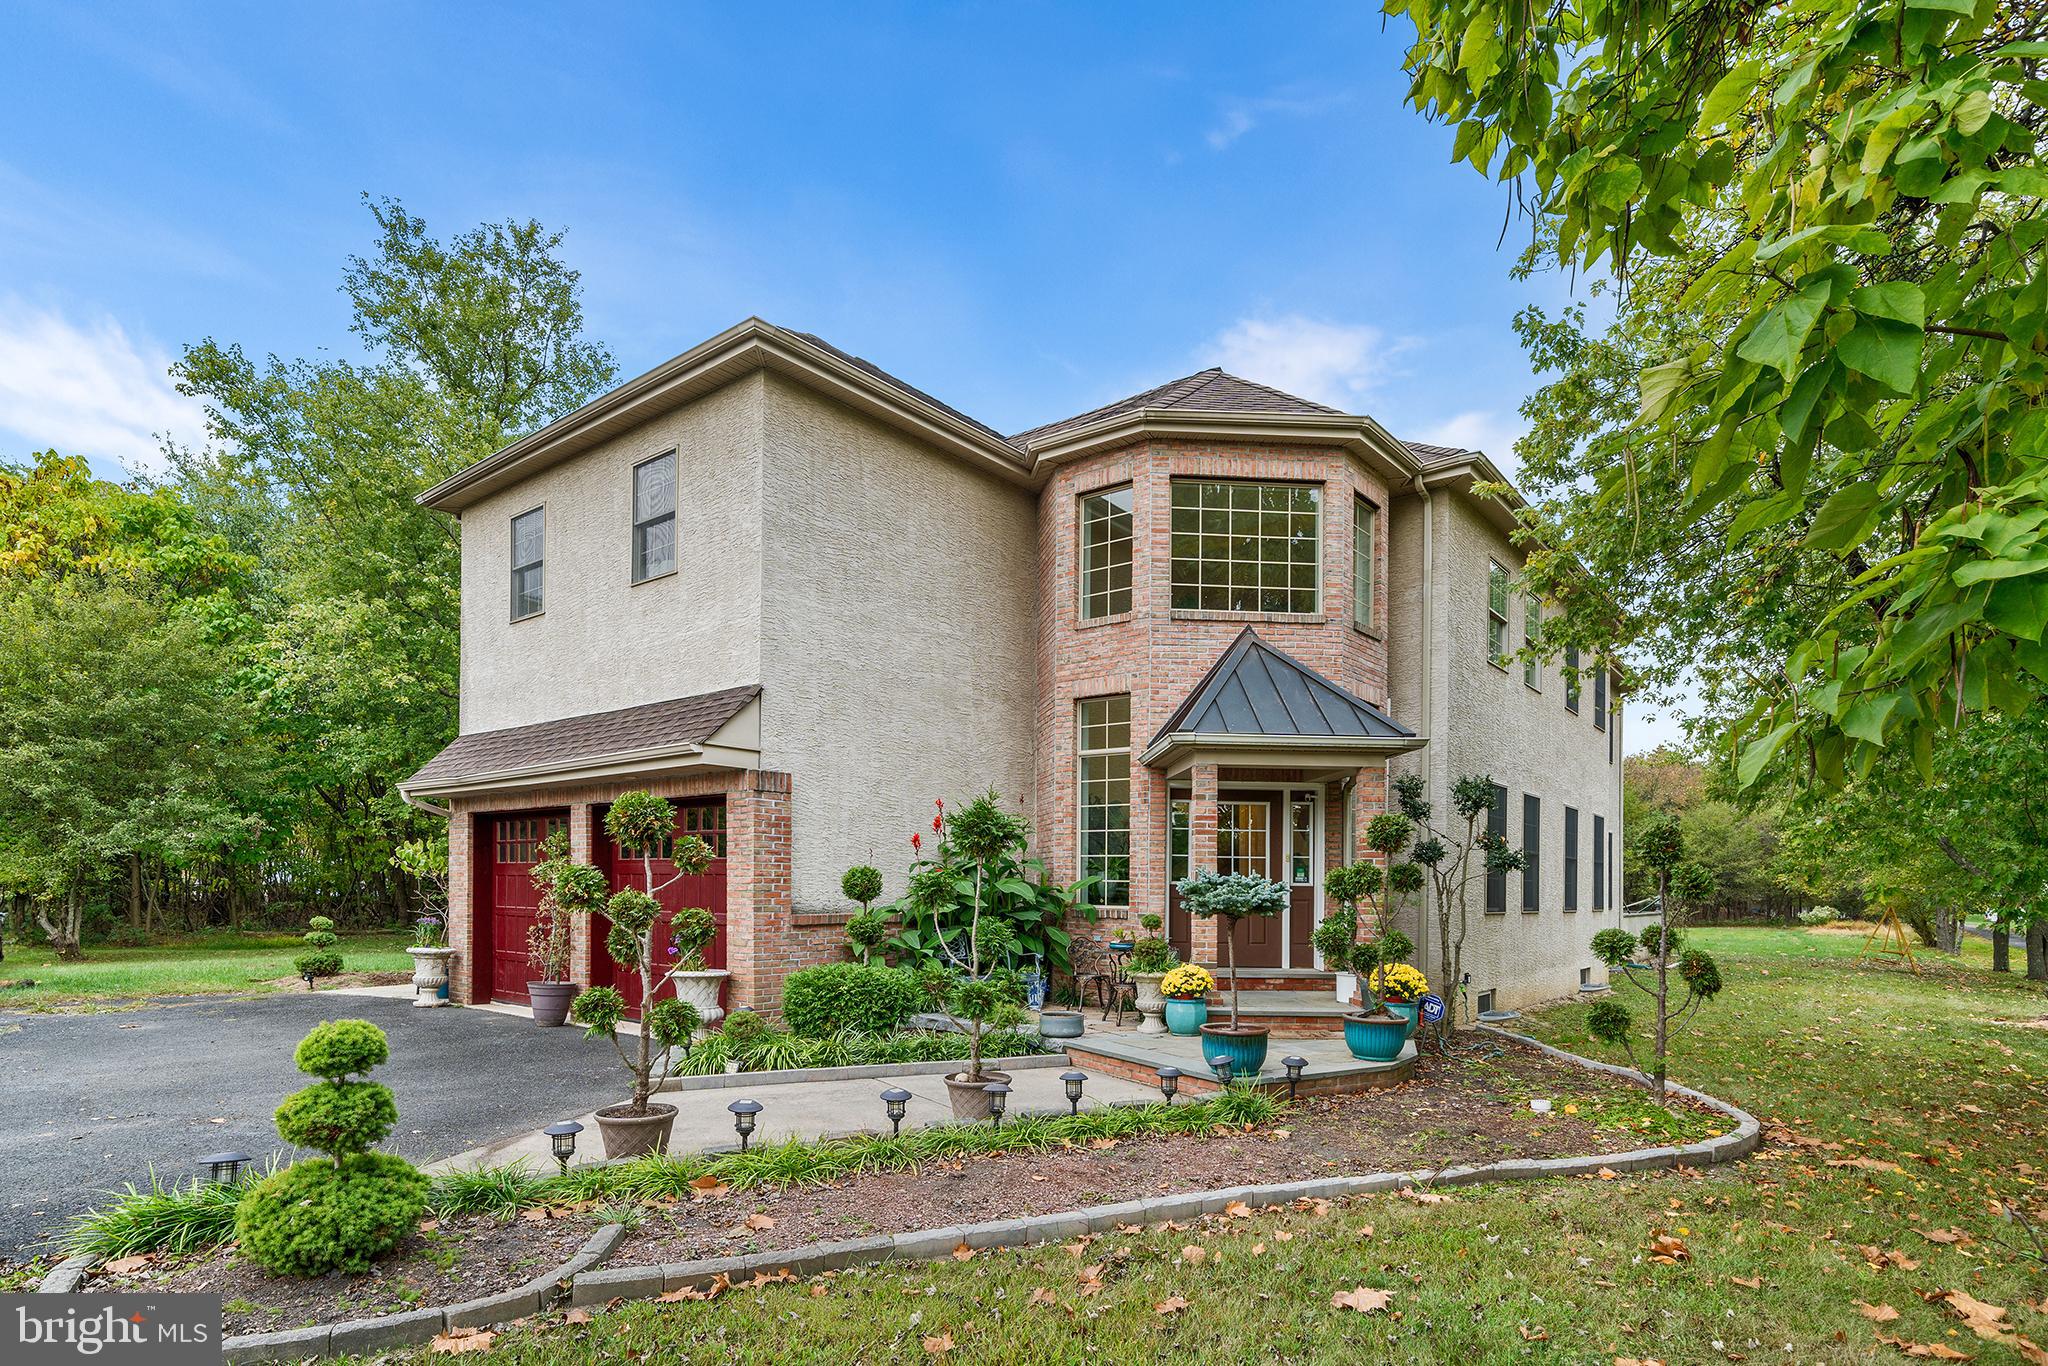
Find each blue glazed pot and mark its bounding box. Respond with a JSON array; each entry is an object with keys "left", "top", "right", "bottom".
[
  {"left": 1199, "top": 1023, "right": 1270, "bottom": 1078},
  {"left": 1343, "top": 1012, "right": 1407, "bottom": 1062},
  {"left": 1386, "top": 1000, "right": 1419, "bottom": 1038},
  {"left": 1163, "top": 998, "right": 1208, "bottom": 1035}
]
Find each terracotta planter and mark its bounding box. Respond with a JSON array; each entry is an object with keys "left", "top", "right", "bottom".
[
  {"left": 407, "top": 947, "right": 456, "bottom": 1008},
  {"left": 666, "top": 968, "right": 729, "bottom": 1027},
  {"left": 528, "top": 980, "right": 578, "bottom": 1028},
  {"left": 1129, "top": 971, "right": 1169, "bottom": 1035},
  {"left": 943, "top": 1068, "right": 1012, "bottom": 1122},
  {"left": 593, "top": 1102, "right": 678, "bottom": 1158},
  {"left": 1198, "top": 1023, "right": 1270, "bottom": 1078}
]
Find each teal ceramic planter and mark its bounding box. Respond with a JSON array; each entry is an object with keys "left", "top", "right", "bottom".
[
  {"left": 1163, "top": 998, "right": 1208, "bottom": 1035},
  {"left": 1199, "top": 1023, "right": 1270, "bottom": 1078},
  {"left": 1386, "top": 1000, "right": 1419, "bottom": 1038},
  {"left": 1343, "top": 1012, "right": 1407, "bottom": 1062}
]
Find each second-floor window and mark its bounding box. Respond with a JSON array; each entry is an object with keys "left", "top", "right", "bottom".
[
  {"left": 510, "top": 507, "right": 544, "bottom": 621},
  {"left": 1487, "top": 561, "right": 1510, "bottom": 667},
  {"left": 1078, "top": 695, "right": 1131, "bottom": 908},
  {"left": 1352, "top": 496, "right": 1377, "bottom": 631},
  {"left": 1565, "top": 644, "right": 1582, "bottom": 713},
  {"left": 1524, "top": 598, "right": 1542, "bottom": 689},
  {"left": 1169, "top": 479, "right": 1320, "bottom": 615},
  {"left": 1079, "top": 484, "right": 1134, "bottom": 619},
  {"left": 632, "top": 452, "right": 677, "bottom": 583}
]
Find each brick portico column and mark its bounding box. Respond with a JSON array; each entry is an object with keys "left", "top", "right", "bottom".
[
  {"left": 1188, "top": 762, "right": 1221, "bottom": 963},
  {"left": 724, "top": 771, "right": 794, "bottom": 1016},
  {"left": 567, "top": 802, "right": 599, "bottom": 988}
]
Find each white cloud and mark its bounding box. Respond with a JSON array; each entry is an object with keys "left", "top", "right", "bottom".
[
  {"left": 0, "top": 300, "right": 206, "bottom": 475},
  {"left": 1412, "top": 409, "right": 1528, "bottom": 471},
  {"left": 1205, "top": 89, "right": 1354, "bottom": 150},
  {"left": 1198, "top": 314, "right": 1405, "bottom": 408}
]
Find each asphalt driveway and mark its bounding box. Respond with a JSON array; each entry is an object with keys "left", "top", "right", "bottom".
[{"left": 1, "top": 993, "right": 627, "bottom": 1258}]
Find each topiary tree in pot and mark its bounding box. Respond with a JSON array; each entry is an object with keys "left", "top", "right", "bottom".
[
  {"left": 528, "top": 831, "right": 609, "bottom": 1026},
  {"left": 571, "top": 790, "right": 714, "bottom": 1157},
  {"left": 293, "top": 915, "right": 343, "bottom": 982},
  {"left": 918, "top": 962, "right": 1027, "bottom": 1120},
  {"left": 1174, "top": 869, "right": 1287, "bottom": 1077},
  {"left": 235, "top": 1020, "right": 430, "bottom": 1277}
]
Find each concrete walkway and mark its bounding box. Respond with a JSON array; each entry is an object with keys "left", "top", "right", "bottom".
[{"left": 429, "top": 1058, "right": 1161, "bottom": 1174}]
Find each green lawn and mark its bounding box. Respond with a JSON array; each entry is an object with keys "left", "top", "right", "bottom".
[
  {"left": 378, "top": 927, "right": 2048, "bottom": 1364},
  {"left": 0, "top": 931, "right": 412, "bottom": 1009}
]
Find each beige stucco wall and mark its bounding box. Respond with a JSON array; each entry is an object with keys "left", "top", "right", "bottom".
[
  {"left": 756, "top": 373, "right": 1040, "bottom": 914},
  {"left": 1387, "top": 486, "right": 1626, "bottom": 1013},
  {"left": 456, "top": 373, "right": 767, "bottom": 734}
]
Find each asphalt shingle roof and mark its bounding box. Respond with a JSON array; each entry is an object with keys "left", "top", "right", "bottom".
[
  {"left": 404, "top": 684, "right": 761, "bottom": 791},
  {"left": 1012, "top": 368, "right": 1343, "bottom": 446},
  {"left": 789, "top": 330, "right": 1024, "bottom": 452},
  {"left": 1150, "top": 627, "right": 1413, "bottom": 747}
]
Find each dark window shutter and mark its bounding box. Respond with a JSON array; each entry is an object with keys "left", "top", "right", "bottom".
[
  {"left": 1521, "top": 794, "right": 1540, "bottom": 912},
  {"left": 1592, "top": 814, "right": 1606, "bottom": 910},
  {"left": 1485, "top": 783, "right": 1508, "bottom": 914},
  {"left": 1564, "top": 807, "right": 1579, "bottom": 910}
]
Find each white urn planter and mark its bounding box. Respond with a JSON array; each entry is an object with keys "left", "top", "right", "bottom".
[
  {"left": 1333, "top": 971, "right": 1359, "bottom": 1007},
  {"left": 666, "top": 967, "right": 729, "bottom": 1026},
  {"left": 407, "top": 947, "right": 457, "bottom": 1008},
  {"left": 1129, "top": 971, "right": 1169, "bottom": 1035}
]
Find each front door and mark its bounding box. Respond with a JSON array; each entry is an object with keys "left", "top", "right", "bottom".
[
  {"left": 1166, "top": 788, "right": 1319, "bottom": 969},
  {"left": 1218, "top": 791, "right": 1284, "bottom": 968}
]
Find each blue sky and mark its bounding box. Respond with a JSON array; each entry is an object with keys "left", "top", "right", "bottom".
[{"left": 0, "top": 2, "right": 1676, "bottom": 746}]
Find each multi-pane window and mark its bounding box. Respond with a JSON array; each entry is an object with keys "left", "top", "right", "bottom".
[
  {"left": 510, "top": 507, "right": 545, "bottom": 621},
  {"left": 1592, "top": 814, "right": 1607, "bottom": 910},
  {"left": 1594, "top": 666, "right": 1609, "bottom": 732},
  {"left": 1078, "top": 696, "right": 1131, "bottom": 907},
  {"left": 1217, "top": 802, "right": 1271, "bottom": 876},
  {"left": 1564, "top": 645, "right": 1582, "bottom": 713},
  {"left": 1352, "top": 496, "right": 1377, "bottom": 631},
  {"left": 494, "top": 814, "right": 566, "bottom": 863},
  {"left": 1169, "top": 480, "right": 1321, "bottom": 614},
  {"left": 1485, "top": 783, "right": 1508, "bottom": 913},
  {"left": 632, "top": 453, "right": 677, "bottom": 583},
  {"left": 1564, "top": 807, "right": 1580, "bottom": 911},
  {"left": 1169, "top": 799, "right": 1190, "bottom": 883},
  {"left": 1523, "top": 599, "right": 1542, "bottom": 689},
  {"left": 1289, "top": 792, "right": 1315, "bottom": 885},
  {"left": 1486, "top": 561, "right": 1510, "bottom": 666},
  {"left": 1079, "top": 484, "right": 1135, "bottom": 620},
  {"left": 1522, "top": 794, "right": 1541, "bottom": 913}
]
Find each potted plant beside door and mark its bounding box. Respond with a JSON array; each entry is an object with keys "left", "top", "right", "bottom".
[
  {"left": 1175, "top": 869, "right": 1287, "bottom": 1078},
  {"left": 528, "top": 833, "right": 607, "bottom": 1027},
  {"left": 572, "top": 791, "right": 712, "bottom": 1157},
  {"left": 1343, "top": 932, "right": 1417, "bottom": 1062},
  {"left": 663, "top": 906, "right": 726, "bottom": 1026}
]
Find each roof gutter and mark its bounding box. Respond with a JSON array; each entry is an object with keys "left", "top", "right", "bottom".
[{"left": 1024, "top": 410, "right": 1420, "bottom": 486}]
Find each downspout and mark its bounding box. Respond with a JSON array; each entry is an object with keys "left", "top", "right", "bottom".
[{"left": 1411, "top": 472, "right": 1436, "bottom": 975}]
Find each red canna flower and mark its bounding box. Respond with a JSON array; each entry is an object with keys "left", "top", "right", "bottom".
[
  {"left": 910, "top": 831, "right": 922, "bottom": 854},
  {"left": 932, "top": 812, "right": 943, "bottom": 834}
]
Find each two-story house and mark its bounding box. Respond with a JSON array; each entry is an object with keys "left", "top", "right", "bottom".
[{"left": 401, "top": 318, "right": 1623, "bottom": 1023}]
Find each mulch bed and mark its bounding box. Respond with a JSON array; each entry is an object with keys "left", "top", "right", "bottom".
[
  {"left": 265, "top": 971, "right": 415, "bottom": 992},
  {"left": 612, "top": 1041, "right": 1725, "bottom": 1266},
  {"left": 88, "top": 1213, "right": 597, "bottom": 1337},
  {"left": 87, "top": 1040, "right": 1725, "bottom": 1334}
]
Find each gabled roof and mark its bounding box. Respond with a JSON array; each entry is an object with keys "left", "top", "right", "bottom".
[
  {"left": 402, "top": 684, "right": 761, "bottom": 797},
  {"left": 1012, "top": 368, "right": 1341, "bottom": 446},
  {"left": 1146, "top": 627, "right": 1416, "bottom": 761},
  {"left": 789, "top": 329, "right": 1021, "bottom": 451}
]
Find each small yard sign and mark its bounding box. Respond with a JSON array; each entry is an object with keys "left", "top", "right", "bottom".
[{"left": 1419, "top": 993, "right": 1445, "bottom": 1023}]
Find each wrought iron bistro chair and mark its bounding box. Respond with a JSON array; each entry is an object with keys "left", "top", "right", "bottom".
[{"left": 1076, "top": 939, "right": 1137, "bottom": 1026}]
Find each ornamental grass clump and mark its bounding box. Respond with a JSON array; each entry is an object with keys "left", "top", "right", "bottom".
[{"left": 233, "top": 1020, "right": 429, "bottom": 1277}]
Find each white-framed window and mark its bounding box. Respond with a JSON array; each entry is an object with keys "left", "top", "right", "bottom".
[
  {"left": 510, "top": 507, "right": 545, "bottom": 621},
  {"left": 1288, "top": 791, "right": 1315, "bottom": 885},
  {"left": 632, "top": 452, "right": 677, "bottom": 584},
  {"left": 1169, "top": 479, "right": 1321, "bottom": 614},
  {"left": 1487, "top": 561, "right": 1510, "bottom": 667},
  {"left": 1523, "top": 599, "right": 1542, "bottom": 689},
  {"left": 1078, "top": 484, "right": 1135, "bottom": 620},
  {"left": 1077, "top": 695, "right": 1131, "bottom": 907},
  {"left": 1217, "top": 802, "right": 1271, "bottom": 876},
  {"left": 1352, "top": 496, "right": 1377, "bottom": 631},
  {"left": 1169, "top": 799, "right": 1190, "bottom": 883}
]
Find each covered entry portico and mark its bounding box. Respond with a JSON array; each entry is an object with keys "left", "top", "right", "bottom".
[{"left": 1145, "top": 628, "right": 1425, "bottom": 974}]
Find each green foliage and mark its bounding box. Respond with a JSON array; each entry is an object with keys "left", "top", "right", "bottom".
[
  {"left": 571, "top": 986, "right": 627, "bottom": 1035},
  {"left": 1638, "top": 815, "right": 1684, "bottom": 871},
  {"left": 292, "top": 1019, "right": 390, "bottom": 1079},
  {"left": 841, "top": 865, "right": 883, "bottom": 909},
  {"left": 274, "top": 1081, "right": 398, "bottom": 1155},
  {"left": 1586, "top": 997, "right": 1634, "bottom": 1048},
  {"left": 1671, "top": 861, "right": 1718, "bottom": 906},
  {"left": 1311, "top": 908, "right": 1359, "bottom": 973},
  {"left": 1678, "top": 949, "right": 1724, "bottom": 1000},
  {"left": 59, "top": 1170, "right": 258, "bottom": 1259},
  {"left": 1637, "top": 923, "right": 1680, "bottom": 958},
  {"left": 234, "top": 1152, "right": 430, "bottom": 1277},
  {"left": 306, "top": 916, "right": 335, "bottom": 932},
  {"left": 720, "top": 1008, "right": 770, "bottom": 1046},
  {"left": 845, "top": 908, "right": 889, "bottom": 963},
  {"left": 1324, "top": 861, "right": 1383, "bottom": 911},
  {"left": 291, "top": 949, "right": 343, "bottom": 978},
  {"left": 887, "top": 790, "right": 1092, "bottom": 978},
  {"left": 917, "top": 964, "right": 1027, "bottom": 1081},
  {"left": 1364, "top": 813, "right": 1414, "bottom": 858},
  {"left": 780, "top": 963, "right": 922, "bottom": 1037},
  {"left": 1388, "top": 862, "right": 1426, "bottom": 895},
  {"left": 302, "top": 929, "right": 338, "bottom": 949},
  {"left": 668, "top": 906, "right": 718, "bottom": 970},
  {"left": 645, "top": 996, "right": 702, "bottom": 1050},
  {"left": 1590, "top": 928, "right": 1639, "bottom": 968},
  {"left": 1173, "top": 870, "right": 1287, "bottom": 923},
  {"left": 606, "top": 887, "right": 660, "bottom": 937},
  {"left": 605, "top": 792, "right": 675, "bottom": 858},
  {"left": 1127, "top": 936, "right": 1178, "bottom": 974}
]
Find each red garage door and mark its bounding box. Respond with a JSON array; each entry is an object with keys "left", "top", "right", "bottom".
[
  {"left": 596, "top": 798, "right": 728, "bottom": 1019},
  {"left": 477, "top": 811, "right": 568, "bottom": 1005}
]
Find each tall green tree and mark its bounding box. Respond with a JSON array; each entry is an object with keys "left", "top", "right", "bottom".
[{"left": 1390, "top": 0, "right": 2048, "bottom": 787}]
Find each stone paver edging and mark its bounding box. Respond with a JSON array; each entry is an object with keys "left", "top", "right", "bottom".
[
  {"left": 569, "top": 1031, "right": 1759, "bottom": 1313},
  {"left": 35, "top": 1253, "right": 95, "bottom": 1294},
  {"left": 654, "top": 1051, "right": 1062, "bottom": 1093}
]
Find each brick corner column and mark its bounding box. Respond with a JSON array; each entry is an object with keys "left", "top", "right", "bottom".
[
  {"left": 725, "top": 770, "right": 794, "bottom": 1017},
  {"left": 447, "top": 805, "right": 477, "bottom": 1005},
  {"left": 1188, "top": 762, "right": 1221, "bottom": 964}
]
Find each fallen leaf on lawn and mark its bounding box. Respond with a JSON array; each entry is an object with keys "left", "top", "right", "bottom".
[
  {"left": 1858, "top": 1302, "right": 1902, "bottom": 1323},
  {"left": 1929, "top": 1289, "right": 2009, "bottom": 1340},
  {"left": 1062, "top": 1240, "right": 1091, "bottom": 1258},
  {"left": 1028, "top": 1287, "right": 1057, "bottom": 1307},
  {"left": 520, "top": 1207, "right": 550, "bottom": 1223},
  {"left": 1224, "top": 1200, "right": 1253, "bottom": 1218},
  {"left": 658, "top": 1272, "right": 733, "bottom": 1303},
  {"left": 1088, "top": 1138, "right": 1118, "bottom": 1149},
  {"left": 1646, "top": 1232, "right": 1689, "bottom": 1264},
  {"left": 430, "top": 1328, "right": 496, "bottom": 1354},
  {"left": 1274, "top": 1229, "right": 1294, "bottom": 1242},
  {"left": 1519, "top": 1324, "right": 1550, "bottom": 1341},
  {"left": 1830, "top": 1156, "right": 1906, "bottom": 1174},
  {"left": 689, "top": 1174, "right": 729, "bottom": 1198},
  {"left": 1077, "top": 1263, "right": 1105, "bottom": 1296},
  {"left": 1916, "top": 1228, "right": 1975, "bottom": 1246},
  {"left": 418, "top": 1219, "right": 440, "bottom": 1234},
  {"left": 1596, "top": 1167, "right": 1619, "bottom": 1181},
  {"left": 1874, "top": 1332, "right": 1972, "bottom": 1360},
  {"left": 1401, "top": 1188, "right": 1452, "bottom": 1204},
  {"left": 1180, "top": 1245, "right": 1207, "bottom": 1264},
  {"left": 1250, "top": 1242, "right": 1267, "bottom": 1256},
  {"left": 1331, "top": 1285, "right": 1397, "bottom": 1314},
  {"left": 744, "top": 1213, "right": 775, "bottom": 1231},
  {"left": 563, "top": 1308, "right": 593, "bottom": 1324},
  {"left": 808, "top": 1283, "right": 827, "bottom": 1298},
  {"left": 2027, "top": 1297, "right": 2048, "bottom": 1316},
  {"left": 1359, "top": 1224, "right": 1374, "bottom": 1239},
  {"left": 104, "top": 1254, "right": 156, "bottom": 1275},
  {"left": 921, "top": 1330, "right": 953, "bottom": 1356},
  {"left": 2013, "top": 1336, "right": 2048, "bottom": 1366},
  {"left": 1114, "top": 1222, "right": 1143, "bottom": 1235},
  {"left": 1728, "top": 1275, "right": 1762, "bottom": 1289},
  {"left": 1156, "top": 1296, "right": 1190, "bottom": 1315},
  {"left": 1957, "top": 1103, "right": 1986, "bottom": 1114},
  {"left": 1860, "top": 1246, "right": 1921, "bottom": 1271},
  {"left": 951, "top": 1242, "right": 974, "bottom": 1261}
]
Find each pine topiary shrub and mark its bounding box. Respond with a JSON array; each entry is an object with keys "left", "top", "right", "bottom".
[
  {"left": 235, "top": 1020, "right": 428, "bottom": 1276},
  {"left": 781, "top": 963, "right": 922, "bottom": 1037},
  {"left": 293, "top": 914, "right": 344, "bottom": 979}
]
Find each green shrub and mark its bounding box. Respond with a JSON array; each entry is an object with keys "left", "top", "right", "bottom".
[
  {"left": 234, "top": 1153, "right": 429, "bottom": 1276},
  {"left": 781, "top": 963, "right": 922, "bottom": 1037},
  {"left": 307, "top": 916, "right": 335, "bottom": 932},
  {"left": 292, "top": 949, "right": 343, "bottom": 979},
  {"left": 302, "top": 929, "right": 338, "bottom": 949},
  {"left": 293, "top": 1019, "right": 389, "bottom": 1078},
  {"left": 274, "top": 1081, "right": 397, "bottom": 1155}
]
